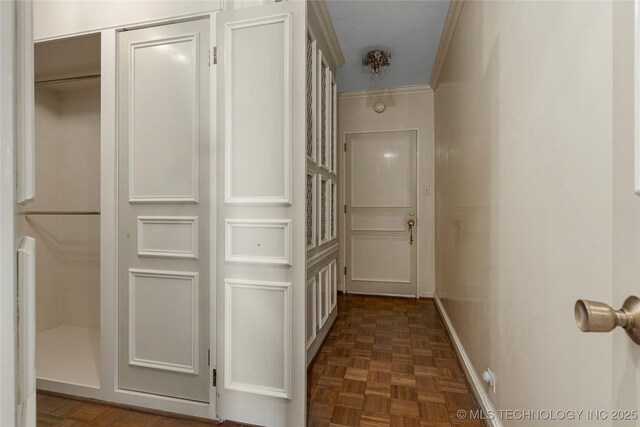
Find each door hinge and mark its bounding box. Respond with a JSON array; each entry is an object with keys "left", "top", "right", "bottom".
[
  {"left": 344, "top": 143, "right": 347, "bottom": 152},
  {"left": 207, "top": 349, "right": 210, "bottom": 366},
  {"left": 344, "top": 204, "right": 347, "bottom": 213},
  {"left": 212, "top": 368, "right": 217, "bottom": 387},
  {"left": 211, "top": 46, "right": 217, "bottom": 65},
  {"left": 344, "top": 266, "right": 347, "bottom": 276}
]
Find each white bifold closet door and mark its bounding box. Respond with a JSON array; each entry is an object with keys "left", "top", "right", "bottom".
[
  {"left": 216, "top": 2, "right": 306, "bottom": 426},
  {"left": 117, "top": 18, "right": 211, "bottom": 402}
]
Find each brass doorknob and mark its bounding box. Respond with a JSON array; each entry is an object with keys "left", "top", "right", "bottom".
[
  {"left": 574, "top": 296, "right": 640, "bottom": 344},
  {"left": 407, "top": 218, "right": 415, "bottom": 245}
]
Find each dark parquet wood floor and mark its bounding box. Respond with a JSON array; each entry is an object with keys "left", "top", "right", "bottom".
[
  {"left": 36, "top": 393, "right": 249, "bottom": 427},
  {"left": 37, "top": 294, "right": 481, "bottom": 427},
  {"left": 307, "top": 294, "right": 482, "bottom": 427}
]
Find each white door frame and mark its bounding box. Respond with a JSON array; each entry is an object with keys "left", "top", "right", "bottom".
[
  {"left": 0, "top": 1, "right": 17, "bottom": 424},
  {"left": 341, "top": 128, "right": 421, "bottom": 298}
]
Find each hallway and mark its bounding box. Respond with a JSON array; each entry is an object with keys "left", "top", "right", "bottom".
[{"left": 307, "top": 295, "right": 481, "bottom": 427}]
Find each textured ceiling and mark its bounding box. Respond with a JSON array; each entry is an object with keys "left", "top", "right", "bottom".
[{"left": 325, "top": 0, "right": 450, "bottom": 92}]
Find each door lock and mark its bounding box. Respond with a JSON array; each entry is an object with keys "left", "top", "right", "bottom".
[
  {"left": 407, "top": 218, "right": 415, "bottom": 245},
  {"left": 574, "top": 296, "right": 640, "bottom": 344}
]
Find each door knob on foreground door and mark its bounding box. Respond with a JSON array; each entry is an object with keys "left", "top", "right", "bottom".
[{"left": 574, "top": 296, "right": 640, "bottom": 344}]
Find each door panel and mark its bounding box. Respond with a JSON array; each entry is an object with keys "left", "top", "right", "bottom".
[
  {"left": 614, "top": 0, "right": 640, "bottom": 416},
  {"left": 224, "top": 11, "right": 290, "bottom": 205},
  {"left": 346, "top": 131, "right": 417, "bottom": 296},
  {"left": 350, "top": 136, "right": 413, "bottom": 208},
  {"left": 117, "top": 18, "right": 210, "bottom": 402},
  {"left": 128, "top": 34, "right": 199, "bottom": 202},
  {"left": 216, "top": 2, "right": 306, "bottom": 425},
  {"left": 351, "top": 236, "right": 411, "bottom": 283}
]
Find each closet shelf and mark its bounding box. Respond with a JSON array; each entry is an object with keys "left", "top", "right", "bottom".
[
  {"left": 20, "top": 211, "right": 100, "bottom": 216},
  {"left": 35, "top": 74, "right": 101, "bottom": 87}
]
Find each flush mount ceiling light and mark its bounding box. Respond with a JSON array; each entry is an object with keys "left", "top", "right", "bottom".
[{"left": 362, "top": 49, "right": 391, "bottom": 80}]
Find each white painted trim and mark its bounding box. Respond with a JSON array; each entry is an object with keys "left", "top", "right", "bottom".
[
  {"left": 319, "top": 175, "right": 330, "bottom": 245},
  {"left": 128, "top": 33, "right": 200, "bottom": 203},
  {"left": 307, "top": 0, "right": 345, "bottom": 68},
  {"left": 224, "top": 219, "right": 292, "bottom": 265},
  {"left": 222, "top": 0, "right": 274, "bottom": 12},
  {"left": 101, "top": 24, "right": 119, "bottom": 416},
  {"left": 224, "top": 279, "right": 291, "bottom": 399},
  {"left": 207, "top": 11, "right": 218, "bottom": 412},
  {"left": 0, "top": 2, "right": 17, "bottom": 423},
  {"left": 323, "top": 67, "right": 332, "bottom": 172},
  {"left": 224, "top": 13, "right": 292, "bottom": 205},
  {"left": 635, "top": 0, "right": 640, "bottom": 195},
  {"left": 306, "top": 171, "right": 317, "bottom": 251},
  {"left": 305, "top": 276, "right": 317, "bottom": 350},
  {"left": 331, "top": 73, "right": 337, "bottom": 175},
  {"left": 16, "top": 0, "right": 34, "bottom": 204},
  {"left": 317, "top": 265, "right": 330, "bottom": 329},
  {"left": 330, "top": 179, "right": 337, "bottom": 240},
  {"left": 338, "top": 84, "right": 432, "bottom": 100},
  {"left": 306, "top": 37, "right": 317, "bottom": 163},
  {"left": 137, "top": 216, "right": 199, "bottom": 259},
  {"left": 306, "top": 243, "right": 338, "bottom": 269},
  {"left": 345, "top": 291, "right": 416, "bottom": 298},
  {"left": 33, "top": 10, "right": 221, "bottom": 42},
  {"left": 128, "top": 269, "right": 200, "bottom": 375},
  {"left": 16, "top": 237, "right": 36, "bottom": 427},
  {"left": 317, "top": 50, "right": 330, "bottom": 171},
  {"left": 418, "top": 291, "right": 434, "bottom": 298},
  {"left": 350, "top": 236, "right": 411, "bottom": 284},
  {"left": 351, "top": 213, "right": 406, "bottom": 232},
  {"left": 36, "top": 378, "right": 213, "bottom": 418},
  {"left": 428, "top": 0, "right": 465, "bottom": 90},
  {"left": 329, "top": 259, "right": 337, "bottom": 312},
  {"left": 433, "top": 294, "right": 502, "bottom": 427}
]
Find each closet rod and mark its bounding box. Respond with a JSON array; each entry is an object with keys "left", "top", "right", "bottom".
[
  {"left": 20, "top": 211, "right": 100, "bottom": 216},
  {"left": 35, "top": 74, "right": 101, "bottom": 86}
]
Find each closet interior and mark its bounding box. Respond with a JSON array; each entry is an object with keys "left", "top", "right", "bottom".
[{"left": 20, "top": 33, "right": 102, "bottom": 388}]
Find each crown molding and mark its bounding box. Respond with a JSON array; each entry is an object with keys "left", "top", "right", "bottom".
[
  {"left": 429, "top": 0, "right": 465, "bottom": 91},
  {"left": 338, "top": 84, "right": 432, "bottom": 100},
  {"left": 307, "top": 0, "right": 345, "bottom": 69}
]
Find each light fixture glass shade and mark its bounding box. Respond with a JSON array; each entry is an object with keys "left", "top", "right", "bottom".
[{"left": 362, "top": 49, "right": 391, "bottom": 80}]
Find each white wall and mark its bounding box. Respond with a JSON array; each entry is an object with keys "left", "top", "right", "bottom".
[
  {"left": 434, "top": 1, "right": 618, "bottom": 421},
  {"left": 338, "top": 86, "right": 435, "bottom": 296},
  {"left": 27, "top": 85, "right": 101, "bottom": 332},
  {"left": 33, "top": 0, "right": 220, "bottom": 40}
]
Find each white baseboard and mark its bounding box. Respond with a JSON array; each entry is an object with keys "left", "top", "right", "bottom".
[
  {"left": 418, "top": 291, "right": 434, "bottom": 298},
  {"left": 345, "top": 291, "right": 416, "bottom": 298},
  {"left": 433, "top": 293, "right": 502, "bottom": 427}
]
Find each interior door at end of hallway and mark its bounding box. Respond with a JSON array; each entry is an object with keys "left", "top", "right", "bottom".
[{"left": 346, "top": 130, "right": 417, "bottom": 296}]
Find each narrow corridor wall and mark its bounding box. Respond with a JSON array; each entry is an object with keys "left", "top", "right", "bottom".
[{"left": 433, "top": 1, "right": 617, "bottom": 421}]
